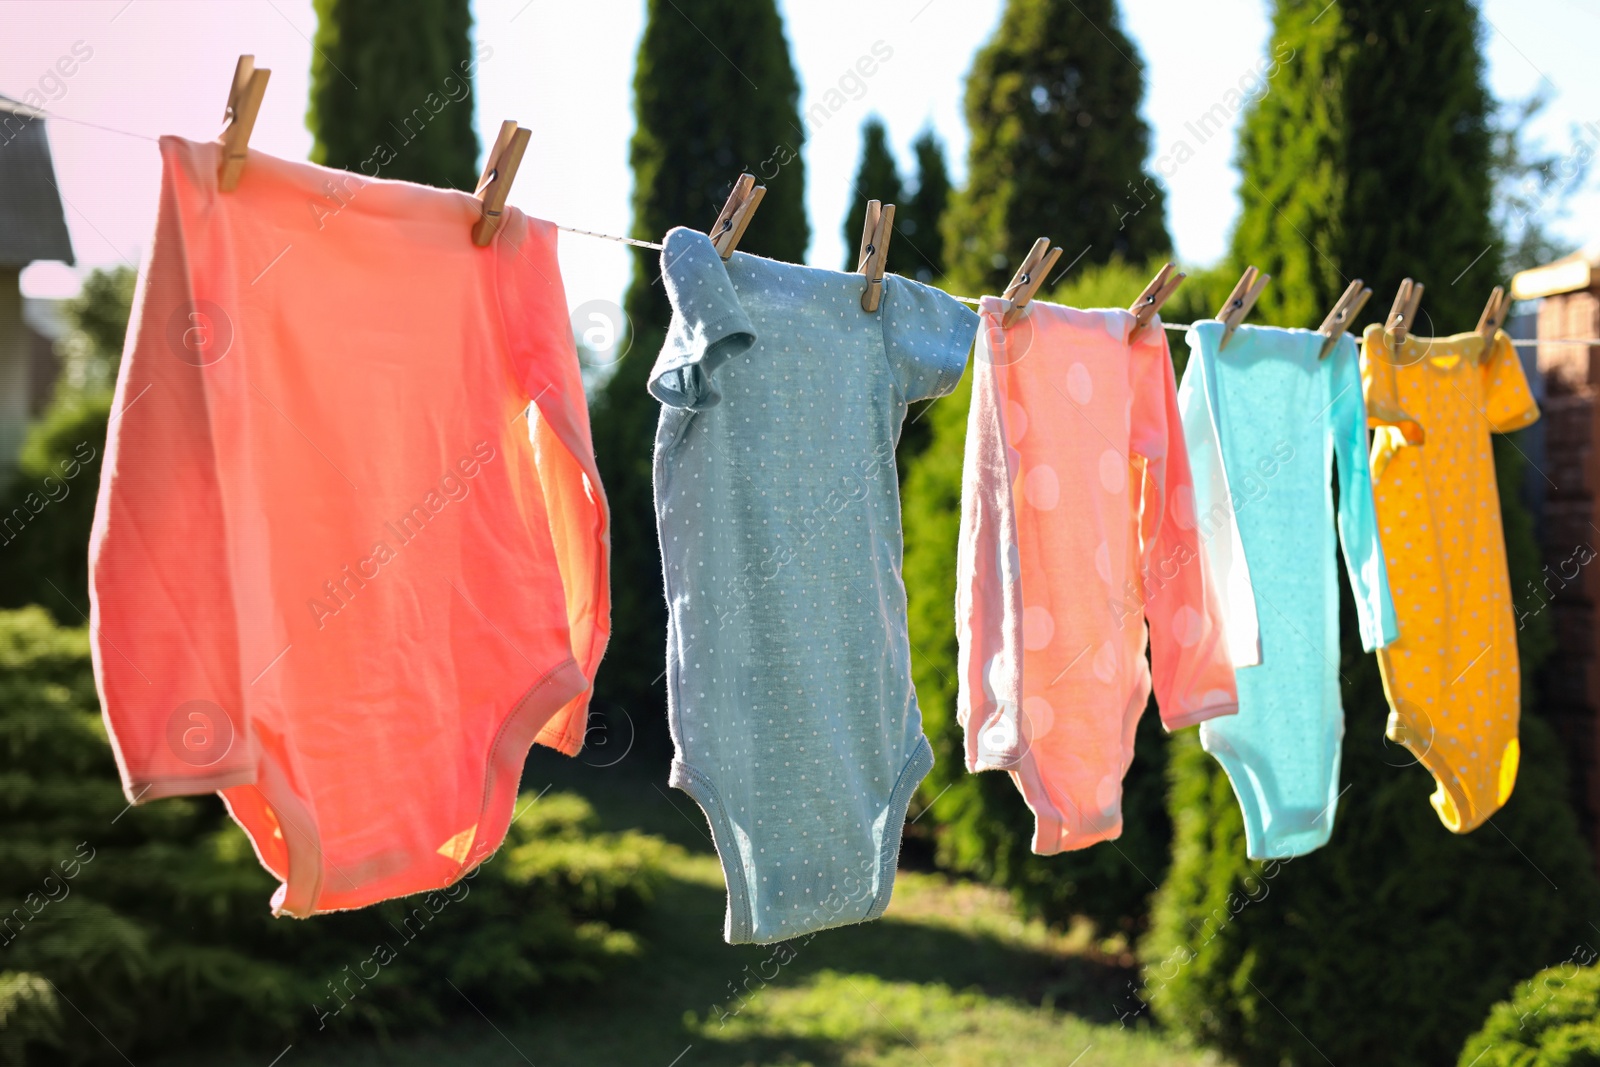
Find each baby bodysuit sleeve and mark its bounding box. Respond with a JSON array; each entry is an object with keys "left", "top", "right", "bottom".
[
  {"left": 648, "top": 227, "right": 756, "bottom": 410},
  {"left": 1330, "top": 333, "right": 1400, "bottom": 651},
  {"left": 1177, "top": 322, "right": 1262, "bottom": 668},
  {"left": 954, "top": 299, "right": 1026, "bottom": 771},
  {"left": 1481, "top": 330, "right": 1540, "bottom": 433},
  {"left": 881, "top": 274, "right": 978, "bottom": 403},
  {"left": 497, "top": 212, "right": 612, "bottom": 754},
  {"left": 89, "top": 138, "right": 255, "bottom": 802},
  {"left": 1130, "top": 319, "right": 1239, "bottom": 729},
  {"left": 1360, "top": 324, "right": 1425, "bottom": 480}
]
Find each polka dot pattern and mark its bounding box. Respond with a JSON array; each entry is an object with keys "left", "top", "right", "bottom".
[
  {"left": 1171, "top": 605, "right": 1204, "bottom": 648},
  {"left": 1066, "top": 362, "right": 1093, "bottom": 404},
  {"left": 1022, "top": 694, "right": 1055, "bottom": 740},
  {"left": 1099, "top": 449, "right": 1126, "bottom": 493},
  {"left": 651, "top": 227, "right": 979, "bottom": 942},
  {"left": 958, "top": 304, "right": 1239, "bottom": 858},
  {"left": 1023, "top": 605, "right": 1055, "bottom": 650},
  {"left": 1363, "top": 326, "right": 1538, "bottom": 832},
  {"left": 1023, "top": 465, "right": 1060, "bottom": 510},
  {"left": 1006, "top": 399, "right": 1029, "bottom": 443}
]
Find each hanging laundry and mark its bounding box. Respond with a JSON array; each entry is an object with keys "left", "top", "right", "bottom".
[
  {"left": 1361, "top": 325, "right": 1539, "bottom": 831},
  {"left": 90, "top": 136, "right": 609, "bottom": 917},
  {"left": 954, "top": 300, "right": 1238, "bottom": 854},
  {"left": 1180, "top": 322, "right": 1398, "bottom": 859},
  {"left": 649, "top": 227, "right": 977, "bottom": 945}
]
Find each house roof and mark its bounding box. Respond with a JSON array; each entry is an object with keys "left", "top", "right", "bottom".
[{"left": 0, "top": 96, "right": 75, "bottom": 268}]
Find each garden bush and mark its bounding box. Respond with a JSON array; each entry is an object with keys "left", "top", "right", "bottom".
[
  {"left": 0, "top": 607, "right": 675, "bottom": 1065},
  {"left": 0, "top": 393, "right": 109, "bottom": 621},
  {"left": 1140, "top": 697, "right": 1599, "bottom": 1066},
  {"left": 1460, "top": 953, "right": 1600, "bottom": 1066}
]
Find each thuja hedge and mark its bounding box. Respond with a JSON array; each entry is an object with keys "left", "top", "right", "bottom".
[
  {"left": 0, "top": 607, "right": 674, "bottom": 1064},
  {"left": 1141, "top": 695, "right": 1598, "bottom": 1066},
  {"left": 1459, "top": 951, "right": 1600, "bottom": 1066}
]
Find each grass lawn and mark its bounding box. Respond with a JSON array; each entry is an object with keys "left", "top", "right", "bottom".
[{"left": 157, "top": 739, "right": 1225, "bottom": 1067}]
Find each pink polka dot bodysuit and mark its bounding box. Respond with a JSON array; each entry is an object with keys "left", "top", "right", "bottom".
[{"left": 954, "top": 299, "right": 1240, "bottom": 854}]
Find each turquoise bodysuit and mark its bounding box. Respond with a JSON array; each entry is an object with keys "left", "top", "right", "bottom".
[{"left": 1178, "top": 322, "right": 1398, "bottom": 859}]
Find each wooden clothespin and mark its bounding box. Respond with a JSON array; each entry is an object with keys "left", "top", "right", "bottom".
[
  {"left": 1385, "top": 278, "right": 1424, "bottom": 344},
  {"left": 1127, "top": 261, "right": 1186, "bottom": 343},
  {"left": 1216, "top": 265, "right": 1270, "bottom": 350},
  {"left": 709, "top": 173, "right": 766, "bottom": 259},
  {"left": 857, "top": 200, "right": 896, "bottom": 312},
  {"left": 472, "top": 120, "right": 532, "bottom": 247},
  {"left": 1316, "top": 278, "right": 1373, "bottom": 359},
  {"left": 1475, "top": 285, "right": 1507, "bottom": 355},
  {"left": 999, "top": 238, "right": 1064, "bottom": 328},
  {"left": 219, "top": 55, "right": 271, "bottom": 192}
]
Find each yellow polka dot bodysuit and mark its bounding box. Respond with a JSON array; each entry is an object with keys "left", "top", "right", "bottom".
[{"left": 1360, "top": 325, "right": 1539, "bottom": 832}]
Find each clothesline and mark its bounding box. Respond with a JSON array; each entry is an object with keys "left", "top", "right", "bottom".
[{"left": 9, "top": 100, "right": 1600, "bottom": 347}]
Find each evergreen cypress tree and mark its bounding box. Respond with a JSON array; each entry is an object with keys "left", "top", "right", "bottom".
[
  {"left": 588, "top": 0, "right": 808, "bottom": 760},
  {"left": 842, "top": 117, "right": 904, "bottom": 270},
  {"left": 1141, "top": 3, "right": 1597, "bottom": 1064},
  {"left": 1226, "top": 0, "right": 1500, "bottom": 328},
  {"left": 898, "top": 129, "right": 953, "bottom": 284},
  {"left": 940, "top": 0, "right": 1170, "bottom": 294},
  {"left": 893, "top": 130, "right": 955, "bottom": 465},
  {"left": 839, "top": 122, "right": 953, "bottom": 284},
  {"left": 308, "top": 0, "right": 481, "bottom": 190},
  {"left": 902, "top": 0, "right": 1174, "bottom": 933}
]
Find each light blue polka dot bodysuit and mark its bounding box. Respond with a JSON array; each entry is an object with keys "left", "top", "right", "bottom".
[{"left": 649, "top": 227, "right": 977, "bottom": 944}]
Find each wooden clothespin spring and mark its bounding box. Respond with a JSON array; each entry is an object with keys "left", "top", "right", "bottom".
[
  {"left": 1316, "top": 279, "right": 1373, "bottom": 360},
  {"left": 473, "top": 120, "right": 532, "bottom": 247},
  {"left": 1127, "top": 261, "right": 1186, "bottom": 344},
  {"left": 219, "top": 55, "right": 271, "bottom": 192},
  {"left": 999, "top": 238, "right": 1064, "bottom": 329},
  {"left": 1385, "top": 278, "right": 1425, "bottom": 345},
  {"left": 710, "top": 174, "right": 766, "bottom": 259},
  {"left": 1476, "top": 285, "right": 1507, "bottom": 356},
  {"left": 858, "top": 200, "right": 896, "bottom": 313},
  {"left": 1217, "top": 266, "right": 1270, "bottom": 350}
]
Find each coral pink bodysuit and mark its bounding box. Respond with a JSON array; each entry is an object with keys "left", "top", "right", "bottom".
[{"left": 90, "top": 137, "right": 609, "bottom": 916}]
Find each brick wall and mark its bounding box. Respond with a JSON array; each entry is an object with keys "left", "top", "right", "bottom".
[{"left": 1534, "top": 287, "right": 1600, "bottom": 859}]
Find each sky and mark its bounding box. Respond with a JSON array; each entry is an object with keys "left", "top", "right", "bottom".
[{"left": 6, "top": 0, "right": 1599, "bottom": 316}]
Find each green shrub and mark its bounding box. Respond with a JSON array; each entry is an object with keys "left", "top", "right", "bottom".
[
  {"left": 49, "top": 267, "right": 134, "bottom": 399},
  {"left": 1460, "top": 954, "right": 1600, "bottom": 1066},
  {"left": 1141, "top": 703, "right": 1599, "bottom": 1066},
  {"left": 0, "top": 607, "right": 675, "bottom": 1064},
  {"left": 0, "top": 393, "right": 109, "bottom": 621}
]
